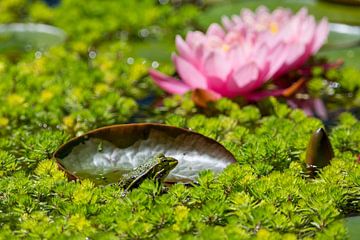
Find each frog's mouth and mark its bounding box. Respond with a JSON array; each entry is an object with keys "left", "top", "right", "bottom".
[{"left": 55, "top": 124, "right": 235, "bottom": 185}]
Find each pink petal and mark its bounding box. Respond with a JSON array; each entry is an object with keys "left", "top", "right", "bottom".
[
  {"left": 173, "top": 55, "right": 208, "bottom": 89},
  {"left": 290, "top": 46, "right": 312, "bottom": 71},
  {"left": 272, "top": 7, "right": 292, "bottom": 21},
  {"left": 311, "top": 18, "right": 329, "bottom": 53},
  {"left": 313, "top": 98, "right": 328, "bottom": 120},
  {"left": 283, "top": 17, "right": 301, "bottom": 43},
  {"left": 228, "top": 46, "right": 243, "bottom": 70},
  {"left": 232, "top": 46, "right": 270, "bottom": 93},
  {"left": 285, "top": 43, "right": 306, "bottom": 65},
  {"left": 227, "top": 63, "right": 259, "bottom": 95},
  {"left": 175, "top": 35, "right": 195, "bottom": 64},
  {"left": 221, "top": 16, "right": 234, "bottom": 30},
  {"left": 206, "top": 23, "right": 226, "bottom": 38},
  {"left": 256, "top": 5, "right": 270, "bottom": 16},
  {"left": 149, "top": 69, "right": 190, "bottom": 94},
  {"left": 194, "top": 43, "right": 205, "bottom": 64},
  {"left": 302, "top": 102, "right": 314, "bottom": 116},
  {"left": 253, "top": 60, "right": 270, "bottom": 88},
  {"left": 203, "top": 51, "right": 232, "bottom": 81},
  {"left": 232, "top": 15, "right": 243, "bottom": 26},
  {"left": 266, "top": 43, "right": 287, "bottom": 78},
  {"left": 296, "top": 7, "right": 308, "bottom": 19},
  {"left": 288, "top": 99, "right": 314, "bottom": 116},
  {"left": 206, "top": 76, "right": 228, "bottom": 97},
  {"left": 240, "top": 8, "right": 255, "bottom": 25},
  {"left": 245, "top": 89, "right": 284, "bottom": 101},
  {"left": 185, "top": 31, "right": 205, "bottom": 49},
  {"left": 300, "top": 16, "right": 316, "bottom": 44},
  {"left": 233, "top": 63, "right": 259, "bottom": 88},
  {"left": 274, "top": 43, "right": 305, "bottom": 78},
  {"left": 253, "top": 44, "right": 268, "bottom": 68}
]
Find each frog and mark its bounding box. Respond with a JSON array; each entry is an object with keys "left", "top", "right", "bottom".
[{"left": 118, "top": 153, "right": 178, "bottom": 192}]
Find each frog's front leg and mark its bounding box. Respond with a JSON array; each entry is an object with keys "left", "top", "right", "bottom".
[{"left": 153, "top": 168, "right": 166, "bottom": 181}]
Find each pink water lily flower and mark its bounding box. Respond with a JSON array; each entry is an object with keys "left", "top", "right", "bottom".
[{"left": 149, "top": 6, "right": 329, "bottom": 100}]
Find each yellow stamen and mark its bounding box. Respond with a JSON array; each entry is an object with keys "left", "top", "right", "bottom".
[
  {"left": 222, "top": 44, "right": 230, "bottom": 52},
  {"left": 270, "top": 22, "right": 279, "bottom": 34}
]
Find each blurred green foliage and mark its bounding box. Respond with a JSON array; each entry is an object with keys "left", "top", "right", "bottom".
[{"left": 0, "top": 0, "right": 359, "bottom": 239}]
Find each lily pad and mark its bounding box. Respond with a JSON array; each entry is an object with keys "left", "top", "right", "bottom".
[
  {"left": 325, "top": 23, "right": 360, "bottom": 50},
  {"left": 198, "top": 0, "right": 360, "bottom": 27},
  {"left": 130, "top": 40, "right": 174, "bottom": 62},
  {"left": 0, "top": 23, "right": 66, "bottom": 54},
  {"left": 317, "top": 46, "right": 360, "bottom": 68},
  {"left": 345, "top": 216, "right": 360, "bottom": 240},
  {"left": 54, "top": 123, "right": 236, "bottom": 185},
  {"left": 323, "top": 0, "right": 360, "bottom": 5}
]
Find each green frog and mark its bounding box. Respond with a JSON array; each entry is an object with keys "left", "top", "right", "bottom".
[{"left": 119, "top": 153, "right": 178, "bottom": 192}]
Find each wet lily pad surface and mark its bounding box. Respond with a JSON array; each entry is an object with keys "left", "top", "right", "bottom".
[
  {"left": 326, "top": 23, "right": 360, "bottom": 50},
  {"left": 0, "top": 23, "right": 66, "bottom": 53},
  {"left": 54, "top": 124, "right": 236, "bottom": 185}
]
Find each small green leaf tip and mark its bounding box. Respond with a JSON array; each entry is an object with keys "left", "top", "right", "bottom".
[{"left": 306, "top": 128, "right": 334, "bottom": 175}]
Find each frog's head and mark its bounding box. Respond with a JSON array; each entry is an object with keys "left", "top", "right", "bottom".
[
  {"left": 156, "top": 154, "right": 178, "bottom": 170},
  {"left": 152, "top": 154, "right": 178, "bottom": 181}
]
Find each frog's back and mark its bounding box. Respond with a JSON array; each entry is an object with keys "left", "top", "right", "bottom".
[{"left": 118, "top": 156, "right": 158, "bottom": 190}]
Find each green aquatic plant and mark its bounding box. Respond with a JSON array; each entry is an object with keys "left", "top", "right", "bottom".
[
  {"left": 0, "top": 1, "right": 359, "bottom": 239},
  {"left": 1, "top": 95, "right": 359, "bottom": 239}
]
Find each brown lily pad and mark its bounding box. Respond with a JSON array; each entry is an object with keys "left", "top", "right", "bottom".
[{"left": 54, "top": 123, "right": 236, "bottom": 185}]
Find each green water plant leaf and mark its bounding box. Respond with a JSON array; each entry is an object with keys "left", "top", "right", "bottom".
[
  {"left": 0, "top": 23, "right": 66, "bottom": 54},
  {"left": 130, "top": 40, "right": 174, "bottom": 62}
]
